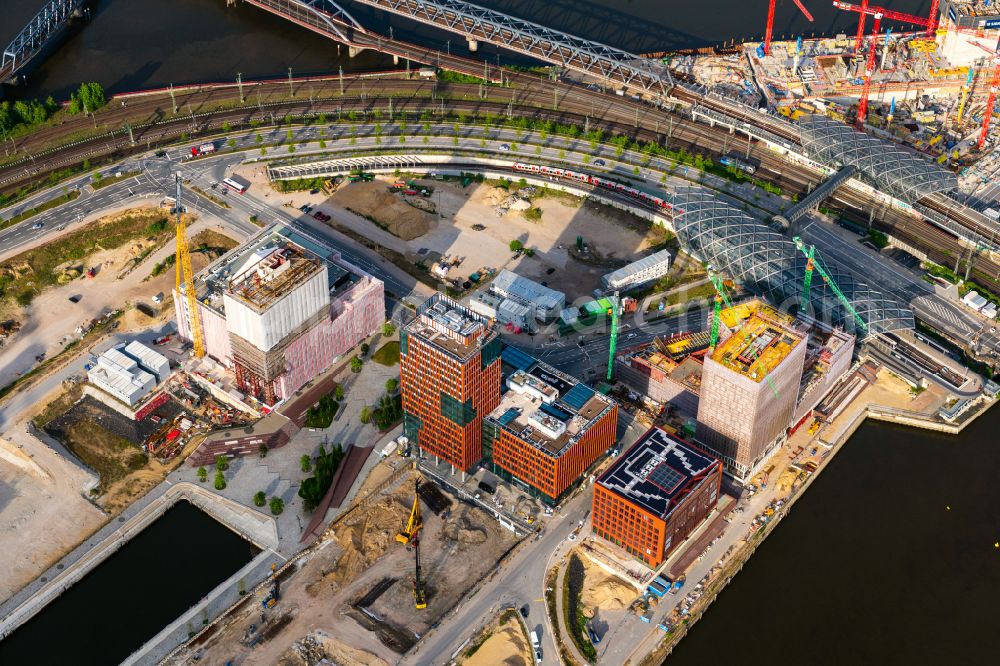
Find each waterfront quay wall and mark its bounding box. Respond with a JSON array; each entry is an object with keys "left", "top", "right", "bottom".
[
  {"left": 0, "top": 482, "right": 277, "bottom": 643},
  {"left": 639, "top": 395, "right": 996, "bottom": 664}
]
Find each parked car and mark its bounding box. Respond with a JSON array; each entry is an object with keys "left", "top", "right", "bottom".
[{"left": 594, "top": 158, "right": 606, "bottom": 167}]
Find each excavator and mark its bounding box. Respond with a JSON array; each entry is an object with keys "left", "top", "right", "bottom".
[{"left": 397, "top": 480, "right": 427, "bottom": 609}]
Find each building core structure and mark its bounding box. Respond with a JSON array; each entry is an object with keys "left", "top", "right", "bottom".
[
  {"left": 697, "top": 306, "right": 807, "bottom": 481},
  {"left": 174, "top": 226, "right": 384, "bottom": 405},
  {"left": 483, "top": 346, "right": 618, "bottom": 504},
  {"left": 400, "top": 294, "right": 502, "bottom": 473},
  {"left": 593, "top": 426, "right": 722, "bottom": 569}
]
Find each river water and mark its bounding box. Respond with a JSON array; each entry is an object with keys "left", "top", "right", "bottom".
[
  {"left": 667, "top": 409, "right": 1000, "bottom": 665},
  {"left": 0, "top": 501, "right": 259, "bottom": 664},
  {"left": 4, "top": 0, "right": 932, "bottom": 100}
]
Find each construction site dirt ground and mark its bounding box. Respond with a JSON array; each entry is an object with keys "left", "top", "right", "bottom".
[
  {"left": 0, "top": 203, "right": 239, "bottom": 388},
  {"left": 174, "top": 466, "right": 521, "bottom": 666},
  {"left": 461, "top": 613, "right": 532, "bottom": 666},
  {"left": 276, "top": 176, "right": 669, "bottom": 301}
]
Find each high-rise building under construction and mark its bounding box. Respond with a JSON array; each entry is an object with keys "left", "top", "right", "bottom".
[
  {"left": 400, "top": 294, "right": 502, "bottom": 473},
  {"left": 696, "top": 308, "right": 807, "bottom": 482}
]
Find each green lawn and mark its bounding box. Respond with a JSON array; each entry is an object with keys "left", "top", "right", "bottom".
[{"left": 372, "top": 341, "right": 400, "bottom": 366}]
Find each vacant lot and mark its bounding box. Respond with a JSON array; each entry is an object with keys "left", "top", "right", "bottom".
[{"left": 330, "top": 180, "right": 435, "bottom": 240}]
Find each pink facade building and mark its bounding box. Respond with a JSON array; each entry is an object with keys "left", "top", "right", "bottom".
[{"left": 175, "top": 226, "right": 384, "bottom": 405}]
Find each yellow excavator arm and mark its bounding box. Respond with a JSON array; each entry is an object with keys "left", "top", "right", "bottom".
[{"left": 395, "top": 481, "right": 422, "bottom": 544}]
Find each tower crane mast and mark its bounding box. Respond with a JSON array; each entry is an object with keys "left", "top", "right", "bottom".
[
  {"left": 978, "top": 57, "right": 1000, "bottom": 152},
  {"left": 175, "top": 175, "right": 204, "bottom": 357},
  {"left": 793, "top": 237, "right": 869, "bottom": 335}
]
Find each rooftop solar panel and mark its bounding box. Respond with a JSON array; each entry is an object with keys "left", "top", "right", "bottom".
[
  {"left": 540, "top": 402, "right": 573, "bottom": 422},
  {"left": 562, "top": 384, "right": 596, "bottom": 410},
  {"left": 648, "top": 463, "right": 684, "bottom": 494}
]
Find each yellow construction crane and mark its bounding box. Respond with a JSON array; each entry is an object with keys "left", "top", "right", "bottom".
[
  {"left": 175, "top": 174, "right": 204, "bottom": 357},
  {"left": 396, "top": 480, "right": 427, "bottom": 609},
  {"left": 396, "top": 479, "right": 422, "bottom": 544}
]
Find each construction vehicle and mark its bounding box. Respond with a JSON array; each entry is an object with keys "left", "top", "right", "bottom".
[
  {"left": 397, "top": 481, "right": 428, "bottom": 609},
  {"left": 260, "top": 563, "right": 280, "bottom": 609},
  {"left": 396, "top": 480, "right": 423, "bottom": 544}
]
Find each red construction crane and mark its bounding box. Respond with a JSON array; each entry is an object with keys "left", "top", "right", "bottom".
[
  {"left": 764, "top": 0, "right": 815, "bottom": 56},
  {"left": 832, "top": 1, "right": 933, "bottom": 51},
  {"left": 978, "top": 58, "right": 1000, "bottom": 151},
  {"left": 856, "top": 11, "right": 881, "bottom": 129}
]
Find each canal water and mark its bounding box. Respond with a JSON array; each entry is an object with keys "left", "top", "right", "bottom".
[
  {"left": 0, "top": 501, "right": 259, "bottom": 664},
  {"left": 4, "top": 0, "right": 933, "bottom": 101},
  {"left": 666, "top": 407, "right": 1000, "bottom": 665}
]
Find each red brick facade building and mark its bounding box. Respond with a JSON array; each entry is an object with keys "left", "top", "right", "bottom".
[{"left": 592, "top": 427, "right": 721, "bottom": 568}]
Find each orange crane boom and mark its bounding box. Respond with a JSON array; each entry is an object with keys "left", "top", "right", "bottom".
[
  {"left": 978, "top": 59, "right": 1000, "bottom": 152},
  {"left": 855, "top": 14, "right": 880, "bottom": 130},
  {"left": 764, "top": 0, "right": 814, "bottom": 56}
]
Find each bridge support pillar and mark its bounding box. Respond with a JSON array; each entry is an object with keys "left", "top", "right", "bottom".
[
  {"left": 393, "top": 54, "right": 399, "bottom": 65},
  {"left": 467, "top": 39, "right": 479, "bottom": 52},
  {"left": 348, "top": 45, "right": 365, "bottom": 58}
]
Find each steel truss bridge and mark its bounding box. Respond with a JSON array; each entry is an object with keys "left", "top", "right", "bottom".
[
  {"left": 241, "top": 0, "right": 672, "bottom": 96},
  {"left": 1, "top": 0, "right": 86, "bottom": 84}
]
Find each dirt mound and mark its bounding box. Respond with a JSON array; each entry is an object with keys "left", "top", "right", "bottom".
[
  {"left": 327, "top": 493, "right": 410, "bottom": 585},
  {"left": 579, "top": 555, "right": 633, "bottom": 611},
  {"left": 443, "top": 512, "right": 489, "bottom": 547},
  {"left": 331, "top": 181, "right": 434, "bottom": 240},
  {"left": 464, "top": 622, "right": 529, "bottom": 666}
]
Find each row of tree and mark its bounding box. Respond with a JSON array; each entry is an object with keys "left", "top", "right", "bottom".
[{"left": 0, "top": 82, "right": 107, "bottom": 134}]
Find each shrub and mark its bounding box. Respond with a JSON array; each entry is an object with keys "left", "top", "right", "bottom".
[
  {"left": 253, "top": 491, "right": 266, "bottom": 507},
  {"left": 334, "top": 385, "right": 345, "bottom": 401},
  {"left": 382, "top": 321, "right": 396, "bottom": 337},
  {"left": 300, "top": 454, "right": 312, "bottom": 473},
  {"left": 214, "top": 471, "right": 226, "bottom": 491},
  {"left": 258, "top": 443, "right": 268, "bottom": 458},
  {"left": 269, "top": 497, "right": 284, "bottom": 515},
  {"left": 523, "top": 207, "right": 542, "bottom": 222},
  {"left": 509, "top": 239, "right": 524, "bottom": 252},
  {"left": 215, "top": 454, "right": 229, "bottom": 472},
  {"left": 360, "top": 405, "right": 373, "bottom": 424},
  {"left": 298, "top": 444, "right": 346, "bottom": 511},
  {"left": 361, "top": 342, "right": 370, "bottom": 356},
  {"left": 350, "top": 356, "right": 363, "bottom": 373},
  {"left": 385, "top": 378, "right": 398, "bottom": 393},
  {"left": 197, "top": 467, "right": 207, "bottom": 482}
]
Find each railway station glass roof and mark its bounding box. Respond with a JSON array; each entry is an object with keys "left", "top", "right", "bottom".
[
  {"left": 797, "top": 114, "right": 957, "bottom": 203},
  {"left": 670, "top": 187, "right": 913, "bottom": 334}
]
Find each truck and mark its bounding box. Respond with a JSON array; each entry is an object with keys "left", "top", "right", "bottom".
[
  {"left": 530, "top": 630, "right": 540, "bottom": 649},
  {"left": 380, "top": 440, "right": 398, "bottom": 458},
  {"left": 191, "top": 142, "right": 216, "bottom": 157}
]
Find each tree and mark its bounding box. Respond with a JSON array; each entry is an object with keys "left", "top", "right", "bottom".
[
  {"left": 222, "top": 121, "right": 232, "bottom": 132},
  {"left": 197, "top": 466, "right": 207, "bottom": 482},
  {"left": 509, "top": 239, "right": 524, "bottom": 252},
  {"left": 214, "top": 471, "right": 227, "bottom": 490},
  {"left": 269, "top": 497, "right": 284, "bottom": 515},
  {"left": 253, "top": 491, "right": 266, "bottom": 507},
  {"left": 334, "top": 385, "right": 345, "bottom": 401},
  {"left": 385, "top": 378, "right": 398, "bottom": 393},
  {"left": 350, "top": 356, "right": 363, "bottom": 373},
  {"left": 361, "top": 342, "right": 370, "bottom": 356},
  {"left": 215, "top": 454, "right": 229, "bottom": 472},
  {"left": 360, "top": 405, "right": 373, "bottom": 424},
  {"left": 259, "top": 443, "right": 268, "bottom": 458},
  {"left": 227, "top": 138, "right": 236, "bottom": 149},
  {"left": 300, "top": 454, "right": 312, "bottom": 473},
  {"left": 68, "top": 82, "right": 107, "bottom": 115},
  {"left": 382, "top": 321, "right": 396, "bottom": 337}
]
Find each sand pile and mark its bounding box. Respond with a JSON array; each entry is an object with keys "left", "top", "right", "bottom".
[
  {"left": 464, "top": 622, "right": 529, "bottom": 666},
  {"left": 579, "top": 556, "right": 633, "bottom": 611},
  {"left": 278, "top": 631, "right": 388, "bottom": 666},
  {"left": 331, "top": 181, "right": 434, "bottom": 240},
  {"left": 328, "top": 494, "right": 410, "bottom": 584}
]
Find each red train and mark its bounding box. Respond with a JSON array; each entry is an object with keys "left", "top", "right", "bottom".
[{"left": 512, "top": 162, "right": 673, "bottom": 211}]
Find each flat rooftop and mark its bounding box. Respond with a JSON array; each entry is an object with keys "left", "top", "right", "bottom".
[
  {"left": 487, "top": 346, "right": 615, "bottom": 458},
  {"left": 711, "top": 311, "right": 804, "bottom": 382},
  {"left": 597, "top": 427, "right": 720, "bottom": 520},
  {"left": 193, "top": 226, "right": 360, "bottom": 316},
  {"left": 406, "top": 293, "right": 497, "bottom": 359}
]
